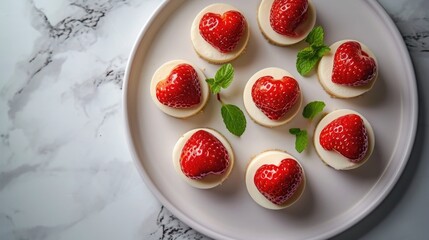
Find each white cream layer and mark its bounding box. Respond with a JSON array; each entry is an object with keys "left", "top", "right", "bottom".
[
  {"left": 190, "top": 3, "right": 249, "bottom": 64},
  {"left": 172, "top": 128, "right": 234, "bottom": 189},
  {"left": 243, "top": 67, "right": 302, "bottom": 127},
  {"left": 258, "top": 0, "right": 316, "bottom": 45},
  {"left": 245, "top": 150, "right": 306, "bottom": 210},
  {"left": 314, "top": 109, "right": 375, "bottom": 170},
  {"left": 150, "top": 60, "right": 209, "bottom": 118},
  {"left": 317, "top": 40, "right": 378, "bottom": 98}
]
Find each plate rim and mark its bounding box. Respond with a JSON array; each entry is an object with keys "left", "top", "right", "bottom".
[{"left": 122, "top": 0, "right": 419, "bottom": 239}]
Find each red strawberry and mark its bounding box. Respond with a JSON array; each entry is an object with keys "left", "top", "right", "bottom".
[
  {"left": 251, "top": 76, "right": 300, "bottom": 120},
  {"left": 156, "top": 64, "right": 201, "bottom": 108},
  {"left": 319, "top": 114, "right": 369, "bottom": 162},
  {"left": 270, "top": 0, "right": 309, "bottom": 37},
  {"left": 199, "top": 10, "right": 246, "bottom": 53},
  {"left": 180, "top": 130, "right": 230, "bottom": 179},
  {"left": 332, "top": 41, "right": 377, "bottom": 86},
  {"left": 254, "top": 158, "right": 303, "bottom": 205}
]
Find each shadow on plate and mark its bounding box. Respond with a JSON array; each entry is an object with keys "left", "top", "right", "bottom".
[{"left": 331, "top": 65, "right": 425, "bottom": 239}]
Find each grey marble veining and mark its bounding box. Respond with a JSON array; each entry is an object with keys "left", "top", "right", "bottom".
[
  {"left": 0, "top": 0, "right": 428, "bottom": 240},
  {"left": 1, "top": 0, "right": 162, "bottom": 239},
  {"left": 379, "top": 0, "right": 429, "bottom": 53},
  {"left": 148, "top": 207, "right": 207, "bottom": 240}
]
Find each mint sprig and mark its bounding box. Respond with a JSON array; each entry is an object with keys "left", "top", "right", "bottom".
[
  {"left": 206, "top": 63, "right": 234, "bottom": 94},
  {"left": 289, "top": 128, "right": 308, "bottom": 153},
  {"left": 206, "top": 64, "right": 246, "bottom": 137},
  {"left": 305, "top": 26, "right": 325, "bottom": 46},
  {"left": 303, "top": 101, "right": 326, "bottom": 120},
  {"left": 289, "top": 101, "right": 326, "bottom": 153},
  {"left": 221, "top": 104, "right": 246, "bottom": 136},
  {"left": 296, "top": 26, "right": 330, "bottom": 76}
]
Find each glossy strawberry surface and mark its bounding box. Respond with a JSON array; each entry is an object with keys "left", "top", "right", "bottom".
[
  {"left": 254, "top": 158, "right": 303, "bottom": 205},
  {"left": 199, "top": 10, "right": 246, "bottom": 53},
  {"left": 332, "top": 41, "right": 377, "bottom": 86},
  {"left": 319, "top": 114, "right": 369, "bottom": 162},
  {"left": 180, "top": 130, "right": 230, "bottom": 179},
  {"left": 270, "top": 0, "right": 309, "bottom": 37},
  {"left": 156, "top": 64, "right": 201, "bottom": 108},
  {"left": 251, "top": 76, "right": 300, "bottom": 120}
]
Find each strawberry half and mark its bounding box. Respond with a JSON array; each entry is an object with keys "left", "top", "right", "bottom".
[
  {"left": 254, "top": 158, "right": 303, "bottom": 205},
  {"left": 332, "top": 41, "right": 377, "bottom": 86},
  {"left": 199, "top": 10, "right": 246, "bottom": 53},
  {"left": 251, "top": 76, "right": 300, "bottom": 120},
  {"left": 156, "top": 64, "right": 201, "bottom": 108},
  {"left": 319, "top": 114, "right": 369, "bottom": 162},
  {"left": 270, "top": 0, "right": 309, "bottom": 37},
  {"left": 180, "top": 130, "right": 230, "bottom": 179}
]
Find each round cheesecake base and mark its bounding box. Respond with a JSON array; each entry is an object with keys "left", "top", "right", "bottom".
[
  {"left": 150, "top": 60, "right": 210, "bottom": 118},
  {"left": 172, "top": 128, "right": 234, "bottom": 189},
  {"left": 245, "top": 150, "right": 306, "bottom": 210},
  {"left": 314, "top": 109, "right": 375, "bottom": 170},
  {"left": 243, "top": 67, "right": 302, "bottom": 128},
  {"left": 317, "top": 40, "right": 378, "bottom": 99},
  {"left": 191, "top": 3, "right": 250, "bottom": 64}
]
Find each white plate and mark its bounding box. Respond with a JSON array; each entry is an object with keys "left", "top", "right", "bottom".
[{"left": 123, "top": 0, "right": 418, "bottom": 239}]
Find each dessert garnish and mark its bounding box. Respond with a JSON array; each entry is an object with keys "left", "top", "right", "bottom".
[
  {"left": 296, "top": 26, "right": 330, "bottom": 76},
  {"left": 206, "top": 64, "right": 246, "bottom": 137},
  {"left": 156, "top": 63, "right": 201, "bottom": 108},
  {"left": 199, "top": 10, "right": 246, "bottom": 53},
  {"left": 251, "top": 76, "right": 300, "bottom": 120},
  {"left": 319, "top": 114, "right": 369, "bottom": 162},
  {"left": 180, "top": 130, "right": 230, "bottom": 179},
  {"left": 289, "top": 100, "right": 326, "bottom": 153},
  {"left": 289, "top": 128, "right": 308, "bottom": 153},
  {"left": 254, "top": 158, "right": 303, "bottom": 205},
  {"left": 332, "top": 41, "right": 377, "bottom": 86},
  {"left": 270, "top": 0, "right": 309, "bottom": 37}
]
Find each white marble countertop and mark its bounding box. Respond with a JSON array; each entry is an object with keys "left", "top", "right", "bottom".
[{"left": 1, "top": 0, "right": 428, "bottom": 239}]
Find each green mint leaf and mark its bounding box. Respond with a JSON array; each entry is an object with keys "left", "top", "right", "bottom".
[
  {"left": 206, "top": 78, "right": 215, "bottom": 85},
  {"left": 296, "top": 26, "right": 331, "bottom": 77},
  {"left": 303, "top": 101, "right": 326, "bottom": 120},
  {"left": 206, "top": 64, "right": 235, "bottom": 94},
  {"left": 221, "top": 104, "right": 246, "bottom": 137},
  {"left": 305, "top": 26, "right": 325, "bottom": 46},
  {"left": 289, "top": 128, "right": 301, "bottom": 135},
  {"left": 297, "top": 46, "right": 316, "bottom": 58},
  {"left": 208, "top": 65, "right": 245, "bottom": 136},
  {"left": 215, "top": 63, "right": 234, "bottom": 89},
  {"left": 289, "top": 128, "right": 308, "bottom": 153},
  {"left": 211, "top": 85, "right": 222, "bottom": 94},
  {"left": 206, "top": 78, "right": 221, "bottom": 94},
  {"left": 316, "top": 45, "right": 331, "bottom": 58},
  {"left": 296, "top": 47, "right": 319, "bottom": 76}
]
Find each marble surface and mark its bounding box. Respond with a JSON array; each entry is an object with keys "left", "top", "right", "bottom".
[{"left": 0, "top": 0, "right": 428, "bottom": 239}]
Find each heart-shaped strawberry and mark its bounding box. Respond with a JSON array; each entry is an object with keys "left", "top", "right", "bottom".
[
  {"left": 270, "top": 0, "right": 309, "bottom": 37},
  {"left": 199, "top": 10, "right": 246, "bottom": 53},
  {"left": 319, "top": 114, "right": 369, "bottom": 162},
  {"left": 332, "top": 41, "right": 377, "bottom": 86},
  {"left": 254, "top": 158, "right": 303, "bottom": 205},
  {"left": 156, "top": 64, "right": 201, "bottom": 108},
  {"left": 180, "top": 130, "right": 230, "bottom": 179},
  {"left": 251, "top": 76, "right": 300, "bottom": 120}
]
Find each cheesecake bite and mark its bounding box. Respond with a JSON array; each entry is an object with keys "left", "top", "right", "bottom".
[
  {"left": 318, "top": 40, "right": 378, "bottom": 98},
  {"left": 314, "top": 109, "right": 375, "bottom": 170},
  {"left": 243, "top": 67, "right": 302, "bottom": 127},
  {"left": 191, "top": 3, "right": 249, "bottom": 64},
  {"left": 258, "top": 0, "right": 316, "bottom": 46},
  {"left": 150, "top": 60, "right": 209, "bottom": 118},
  {"left": 173, "top": 128, "right": 234, "bottom": 189},
  {"left": 246, "top": 150, "right": 305, "bottom": 209}
]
